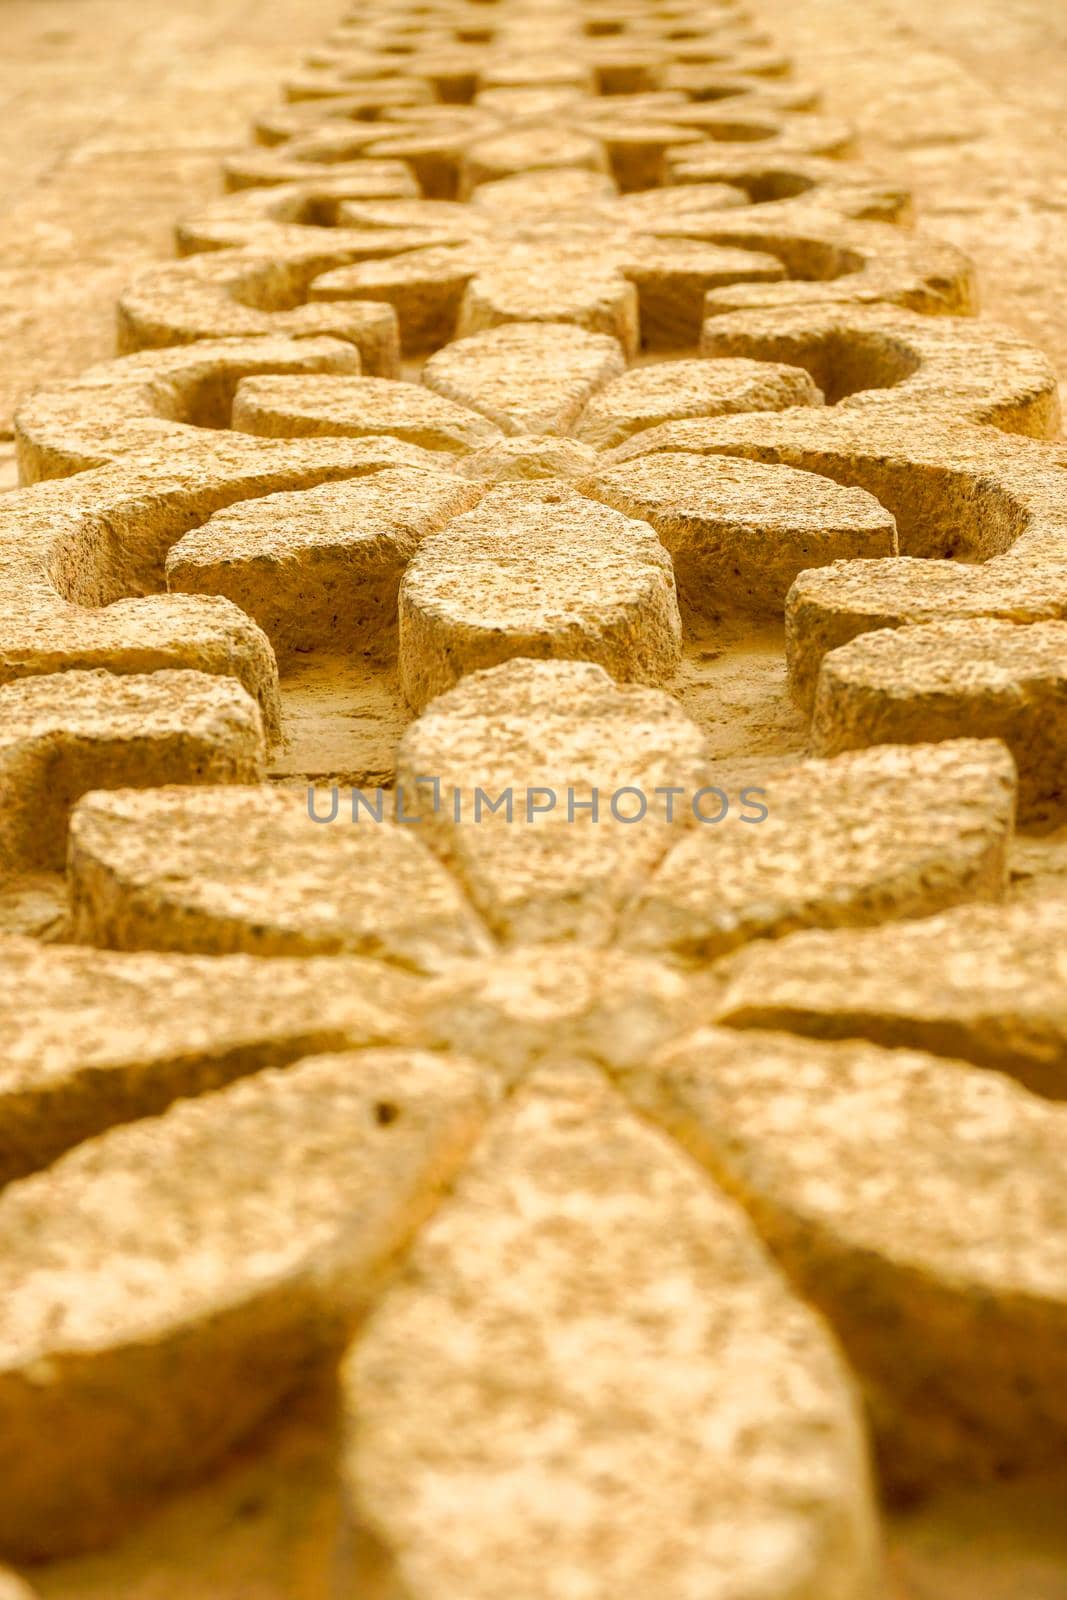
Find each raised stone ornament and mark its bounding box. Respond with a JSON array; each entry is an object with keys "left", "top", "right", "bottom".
[{"left": 0, "top": 0, "right": 1064, "bottom": 1592}]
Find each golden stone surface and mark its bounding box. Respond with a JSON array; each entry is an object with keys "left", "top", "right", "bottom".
[{"left": 0, "top": 0, "right": 1066, "bottom": 1593}]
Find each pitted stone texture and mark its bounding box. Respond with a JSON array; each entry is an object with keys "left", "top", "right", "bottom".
[
  {"left": 69, "top": 786, "right": 493, "bottom": 972},
  {"left": 712, "top": 899, "right": 1067, "bottom": 1098},
  {"left": 352, "top": 108, "right": 515, "bottom": 200},
  {"left": 174, "top": 185, "right": 975, "bottom": 343},
  {"left": 609, "top": 179, "right": 783, "bottom": 242},
  {"left": 441, "top": 232, "right": 783, "bottom": 356},
  {"left": 422, "top": 321, "right": 625, "bottom": 435},
  {"left": 634, "top": 1027, "right": 1067, "bottom": 1493},
  {"left": 398, "top": 483, "right": 681, "bottom": 708},
  {"left": 0, "top": 938, "right": 414, "bottom": 1184},
  {"left": 695, "top": 212, "right": 976, "bottom": 320},
  {"left": 0, "top": 670, "right": 264, "bottom": 874},
  {"left": 231, "top": 374, "right": 501, "bottom": 453},
  {"left": 0, "top": 444, "right": 482, "bottom": 748},
  {"left": 664, "top": 149, "right": 908, "bottom": 225},
  {"left": 619, "top": 237, "right": 785, "bottom": 348},
  {"left": 7, "top": 6, "right": 1063, "bottom": 1579},
  {"left": 602, "top": 406, "right": 1067, "bottom": 703},
  {"left": 458, "top": 251, "right": 640, "bottom": 351},
  {"left": 176, "top": 174, "right": 440, "bottom": 259},
  {"left": 597, "top": 405, "right": 1045, "bottom": 562},
  {"left": 699, "top": 303, "right": 1062, "bottom": 435},
  {"left": 435, "top": 94, "right": 742, "bottom": 197},
  {"left": 395, "top": 659, "right": 708, "bottom": 944},
  {"left": 117, "top": 251, "right": 402, "bottom": 377},
  {"left": 572, "top": 355, "right": 822, "bottom": 450},
  {"left": 582, "top": 119, "right": 710, "bottom": 196},
  {"left": 341, "top": 1066, "right": 880, "bottom": 1600},
  {"left": 620, "top": 740, "right": 1015, "bottom": 963},
  {"left": 166, "top": 468, "right": 482, "bottom": 665},
  {"left": 414, "top": 946, "right": 694, "bottom": 1080},
  {"left": 786, "top": 560, "right": 1011, "bottom": 717},
  {"left": 349, "top": 219, "right": 779, "bottom": 358},
  {"left": 584, "top": 451, "right": 896, "bottom": 613},
  {"left": 811, "top": 619, "right": 1067, "bottom": 825},
  {"left": 309, "top": 245, "right": 480, "bottom": 355},
  {"left": 0, "top": 551, "right": 280, "bottom": 729},
  {"left": 785, "top": 544, "right": 1067, "bottom": 713},
  {"left": 14, "top": 336, "right": 362, "bottom": 483},
  {"left": 0, "top": 1046, "right": 489, "bottom": 1560}
]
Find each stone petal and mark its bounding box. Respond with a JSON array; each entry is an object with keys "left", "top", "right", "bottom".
[
  {"left": 620, "top": 740, "right": 1016, "bottom": 961},
  {"left": 413, "top": 945, "right": 694, "bottom": 1079},
  {"left": 584, "top": 450, "right": 895, "bottom": 613},
  {"left": 397, "top": 482, "right": 681, "bottom": 706},
  {"left": 573, "top": 354, "right": 821, "bottom": 450},
  {"left": 421, "top": 321, "right": 625, "bottom": 435},
  {"left": 711, "top": 899, "right": 1067, "bottom": 1097},
  {"left": 166, "top": 467, "right": 481, "bottom": 666},
  {"left": 811, "top": 617, "right": 1067, "bottom": 826},
  {"left": 632, "top": 1026, "right": 1067, "bottom": 1491},
  {"left": 458, "top": 258, "right": 640, "bottom": 355},
  {"left": 0, "top": 1047, "right": 489, "bottom": 1558},
  {"left": 340, "top": 1065, "right": 880, "bottom": 1600},
  {"left": 0, "top": 939, "right": 416, "bottom": 1182},
  {"left": 394, "top": 658, "right": 707, "bottom": 943},
  {"left": 0, "top": 670, "right": 263, "bottom": 873},
  {"left": 231, "top": 373, "right": 502, "bottom": 453},
  {"left": 68, "top": 785, "right": 494, "bottom": 971}
]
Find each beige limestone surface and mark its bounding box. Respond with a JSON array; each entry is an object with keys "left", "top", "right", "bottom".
[
  {"left": 0, "top": 0, "right": 350, "bottom": 454},
  {"left": 2, "top": 0, "right": 1067, "bottom": 1597},
  {"left": 756, "top": 0, "right": 1067, "bottom": 417}
]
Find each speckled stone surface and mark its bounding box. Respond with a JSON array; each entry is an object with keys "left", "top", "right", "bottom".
[
  {"left": 422, "top": 321, "right": 626, "bottom": 435},
  {"left": 574, "top": 354, "right": 822, "bottom": 449},
  {"left": 394, "top": 658, "right": 709, "bottom": 943},
  {"left": 711, "top": 898, "right": 1067, "bottom": 1096},
  {"left": 398, "top": 482, "right": 682, "bottom": 705},
  {"left": 584, "top": 449, "right": 896, "bottom": 611},
  {"left": 342, "top": 1065, "right": 879, "bottom": 1600},
  {"left": 811, "top": 617, "right": 1067, "bottom": 823},
  {"left": 0, "top": 937, "right": 416, "bottom": 1181},
  {"left": 786, "top": 558, "right": 1067, "bottom": 715},
  {"left": 166, "top": 467, "right": 481, "bottom": 664},
  {"left": 1, "top": 0, "right": 1066, "bottom": 1589},
  {"left": 68, "top": 785, "right": 494, "bottom": 969},
  {"left": 0, "top": 1046, "right": 490, "bottom": 1559},
  {"left": 232, "top": 373, "right": 502, "bottom": 453},
  {"left": 413, "top": 946, "right": 696, "bottom": 1078},
  {"left": 0, "top": 669, "right": 264, "bottom": 872},
  {"left": 632, "top": 1026, "right": 1067, "bottom": 1492},
  {"left": 14, "top": 336, "right": 362, "bottom": 483},
  {"left": 621, "top": 739, "right": 1016, "bottom": 962}
]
